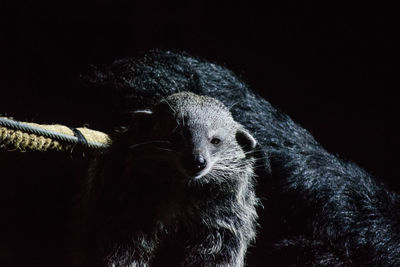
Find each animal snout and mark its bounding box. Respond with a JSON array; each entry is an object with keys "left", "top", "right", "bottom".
[
  {"left": 193, "top": 154, "right": 207, "bottom": 171},
  {"left": 183, "top": 152, "right": 208, "bottom": 177}
]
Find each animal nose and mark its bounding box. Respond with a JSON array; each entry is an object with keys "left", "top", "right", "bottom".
[
  {"left": 194, "top": 154, "right": 207, "bottom": 171},
  {"left": 182, "top": 149, "right": 209, "bottom": 177}
]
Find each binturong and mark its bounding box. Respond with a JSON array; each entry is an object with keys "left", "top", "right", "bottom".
[{"left": 81, "top": 92, "right": 260, "bottom": 267}]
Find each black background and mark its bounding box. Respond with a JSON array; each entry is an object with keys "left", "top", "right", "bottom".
[{"left": 0, "top": 2, "right": 397, "bottom": 187}]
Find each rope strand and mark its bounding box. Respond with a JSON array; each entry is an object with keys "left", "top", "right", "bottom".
[{"left": 0, "top": 117, "right": 111, "bottom": 152}]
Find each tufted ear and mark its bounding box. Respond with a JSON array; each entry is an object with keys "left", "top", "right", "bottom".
[
  {"left": 121, "top": 109, "right": 154, "bottom": 139},
  {"left": 235, "top": 127, "right": 257, "bottom": 154},
  {"left": 131, "top": 109, "right": 153, "bottom": 117},
  {"left": 131, "top": 109, "right": 154, "bottom": 127},
  {"left": 120, "top": 109, "right": 153, "bottom": 127},
  {"left": 236, "top": 127, "right": 271, "bottom": 175}
]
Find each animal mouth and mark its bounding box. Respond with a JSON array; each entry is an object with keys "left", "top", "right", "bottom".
[{"left": 176, "top": 160, "right": 214, "bottom": 180}]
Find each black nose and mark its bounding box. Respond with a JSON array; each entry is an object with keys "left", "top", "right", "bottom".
[
  {"left": 185, "top": 153, "right": 207, "bottom": 176},
  {"left": 194, "top": 154, "right": 207, "bottom": 171}
]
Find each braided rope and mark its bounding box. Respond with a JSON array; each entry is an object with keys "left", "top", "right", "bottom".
[{"left": 0, "top": 117, "right": 111, "bottom": 152}]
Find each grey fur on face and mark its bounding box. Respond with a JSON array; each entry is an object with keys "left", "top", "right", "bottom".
[
  {"left": 143, "top": 92, "right": 257, "bottom": 181},
  {"left": 83, "top": 92, "right": 259, "bottom": 267}
]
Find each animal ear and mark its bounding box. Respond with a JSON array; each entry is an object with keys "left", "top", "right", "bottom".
[
  {"left": 118, "top": 109, "right": 155, "bottom": 142},
  {"left": 127, "top": 109, "right": 154, "bottom": 132},
  {"left": 129, "top": 109, "right": 153, "bottom": 121},
  {"left": 132, "top": 109, "right": 153, "bottom": 115},
  {"left": 131, "top": 109, "right": 154, "bottom": 125},
  {"left": 236, "top": 128, "right": 271, "bottom": 175},
  {"left": 120, "top": 109, "right": 153, "bottom": 126},
  {"left": 235, "top": 128, "right": 257, "bottom": 154}
]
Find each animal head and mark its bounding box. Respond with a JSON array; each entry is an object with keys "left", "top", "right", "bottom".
[{"left": 128, "top": 92, "right": 257, "bottom": 183}]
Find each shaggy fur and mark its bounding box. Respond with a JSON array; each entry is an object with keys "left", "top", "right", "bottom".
[
  {"left": 87, "top": 50, "right": 400, "bottom": 266},
  {"left": 82, "top": 92, "right": 259, "bottom": 266}
]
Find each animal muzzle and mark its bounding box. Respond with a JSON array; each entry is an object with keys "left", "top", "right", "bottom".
[{"left": 183, "top": 152, "right": 208, "bottom": 178}]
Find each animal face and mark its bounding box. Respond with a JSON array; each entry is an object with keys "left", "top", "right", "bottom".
[{"left": 129, "top": 92, "right": 257, "bottom": 183}]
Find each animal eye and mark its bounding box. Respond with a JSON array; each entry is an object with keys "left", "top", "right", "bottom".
[{"left": 210, "top": 137, "right": 221, "bottom": 145}]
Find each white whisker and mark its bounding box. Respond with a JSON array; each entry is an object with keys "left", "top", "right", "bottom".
[
  {"left": 129, "top": 140, "right": 171, "bottom": 150},
  {"left": 154, "top": 147, "right": 173, "bottom": 152}
]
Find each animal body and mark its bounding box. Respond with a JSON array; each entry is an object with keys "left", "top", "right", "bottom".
[
  {"left": 87, "top": 50, "right": 400, "bottom": 266},
  {"left": 82, "top": 92, "right": 259, "bottom": 266}
]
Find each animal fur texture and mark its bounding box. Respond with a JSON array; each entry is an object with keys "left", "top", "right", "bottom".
[
  {"left": 82, "top": 92, "right": 259, "bottom": 266},
  {"left": 87, "top": 50, "right": 400, "bottom": 266}
]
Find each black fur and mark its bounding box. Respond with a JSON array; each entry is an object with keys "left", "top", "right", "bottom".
[
  {"left": 81, "top": 92, "right": 259, "bottom": 266},
  {"left": 87, "top": 50, "right": 400, "bottom": 266}
]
